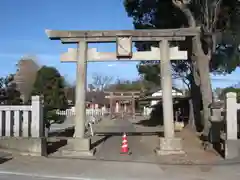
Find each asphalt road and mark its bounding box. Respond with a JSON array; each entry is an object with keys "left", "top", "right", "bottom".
[
  {"left": 0, "top": 171, "right": 99, "bottom": 180},
  {"left": 0, "top": 174, "right": 90, "bottom": 180},
  {"left": 2, "top": 155, "right": 240, "bottom": 180},
  {"left": 0, "top": 168, "right": 240, "bottom": 180},
  {"left": 1, "top": 157, "right": 240, "bottom": 180}
]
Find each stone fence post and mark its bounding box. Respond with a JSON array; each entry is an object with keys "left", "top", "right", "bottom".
[
  {"left": 226, "top": 92, "right": 238, "bottom": 140},
  {"left": 225, "top": 92, "right": 240, "bottom": 159},
  {"left": 31, "top": 96, "right": 44, "bottom": 138}
]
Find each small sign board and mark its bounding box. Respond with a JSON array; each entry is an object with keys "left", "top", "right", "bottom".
[{"left": 116, "top": 36, "right": 132, "bottom": 58}]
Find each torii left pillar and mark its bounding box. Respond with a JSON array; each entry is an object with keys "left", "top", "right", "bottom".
[
  {"left": 74, "top": 41, "right": 87, "bottom": 138},
  {"left": 62, "top": 41, "right": 95, "bottom": 157}
]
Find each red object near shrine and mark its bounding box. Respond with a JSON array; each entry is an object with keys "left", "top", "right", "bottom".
[{"left": 120, "top": 133, "right": 130, "bottom": 155}]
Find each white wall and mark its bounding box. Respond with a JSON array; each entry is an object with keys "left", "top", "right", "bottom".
[{"left": 150, "top": 89, "right": 183, "bottom": 106}]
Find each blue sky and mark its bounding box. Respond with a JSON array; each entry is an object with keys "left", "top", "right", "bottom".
[{"left": 0, "top": 0, "right": 239, "bottom": 89}]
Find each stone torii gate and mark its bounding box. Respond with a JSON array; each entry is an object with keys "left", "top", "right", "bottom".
[{"left": 45, "top": 27, "right": 199, "bottom": 156}]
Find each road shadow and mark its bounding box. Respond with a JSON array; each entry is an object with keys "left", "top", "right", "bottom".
[
  {"left": 212, "top": 142, "right": 225, "bottom": 158},
  {"left": 94, "top": 132, "right": 164, "bottom": 137},
  {"left": 47, "top": 128, "right": 111, "bottom": 154},
  {"left": 211, "top": 121, "right": 225, "bottom": 158},
  {"left": 91, "top": 135, "right": 112, "bottom": 149},
  {"left": 136, "top": 99, "right": 191, "bottom": 128},
  {"left": 198, "top": 131, "right": 225, "bottom": 158},
  {"left": 47, "top": 140, "right": 67, "bottom": 155},
  {"left": 0, "top": 152, "right": 13, "bottom": 164},
  {"left": 134, "top": 118, "right": 162, "bottom": 127},
  {"left": 135, "top": 105, "right": 163, "bottom": 127},
  {"left": 47, "top": 127, "right": 75, "bottom": 155},
  {"left": 0, "top": 157, "right": 12, "bottom": 164},
  {"left": 48, "top": 127, "right": 75, "bottom": 137}
]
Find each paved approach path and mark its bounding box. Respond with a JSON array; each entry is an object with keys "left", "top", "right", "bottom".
[
  {"left": 0, "top": 156, "right": 240, "bottom": 180},
  {"left": 92, "top": 115, "right": 222, "bottom": 164},
  {"left": 49, "top": 116, "right": 74, "bottom": 134},
  {"left": 49, "top": 115, "right": 222, "bottom": 164}
]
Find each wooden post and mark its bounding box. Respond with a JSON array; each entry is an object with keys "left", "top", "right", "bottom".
[
  {"left": 74, "top": 41, "right": 87, "bottom": 138},
  {"left": 115, "top": 101, "right": 119, "bottom": 113},
  {"left": 124, "top": 102, "right": 127, "bottom": 112},
  {"left": 110, "top": 92, "right": 113, "bottom": 119},
  {"left": 132, "top": 93, "right": 135, "bottom": 119}
]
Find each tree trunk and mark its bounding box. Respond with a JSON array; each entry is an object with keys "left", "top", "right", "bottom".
[
  {"left": 172, "top": 0, "right": 213, "bottom": 139},
  {"left": 188, "top": 72, "right": 203, "bottom": 132},
  {"left": 196, "top": 54, "right": 212, "bottom": 137},
  {"left": 192, "top": 35, "right": 213, "bottom": 138}
]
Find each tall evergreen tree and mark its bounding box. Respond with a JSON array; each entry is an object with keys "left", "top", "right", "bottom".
[
  {"left": 32, "top": 66, "right": 68, "bottom": 123},
  {"left": 124, "top": 0, "right": 240, "bottom": 137}
]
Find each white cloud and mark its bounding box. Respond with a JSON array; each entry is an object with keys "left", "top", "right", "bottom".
[
  {"left": 107, "top": 64, "right": 116, "bottom": 67},
  {"left": 0, "top": 52, "right": 58, "bottom": 60},
  {"left": 0, "top": 52, "right": 60, "bottom": 66},
  {"left": 106, "top": 61, "right": 138, "bottom": 67},
  {"left": 0, "top": 53, "right": 22, "bottom": 59}
]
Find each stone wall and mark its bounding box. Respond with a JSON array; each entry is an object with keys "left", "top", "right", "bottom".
[{"left": 0, "top": 96, "right": 46, "bottom": 156}]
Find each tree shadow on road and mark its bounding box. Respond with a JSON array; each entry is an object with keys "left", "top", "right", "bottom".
[
  {"left": 47, "top": 127, "right": 75, "bottom": 155},
  {"left": 48, "top": 127, "right": 75, "bottom": 137},
  {"left": 91, "top": 135, "right": 112, "bottom": 150},
  {"left": 47, "top": 128, "right": 112, "bottom": 155},
  {"left": 47, "top": 140, "right": 68, "bottom": 155},
  {"left": 93, "top": 132, "right": 164, "bottom": 137},
  {"left": 0, "top": 156, "right": 12, "bottom": 164},
  {"left": 135, "top": 103, "right": 163, "bottom": 127}
]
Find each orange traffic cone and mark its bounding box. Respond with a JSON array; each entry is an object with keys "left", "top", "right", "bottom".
[{"left": 120, "top": 133, "right": 130, "bottom": 155}]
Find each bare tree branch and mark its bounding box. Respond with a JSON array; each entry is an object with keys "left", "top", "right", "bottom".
[
  {"left": 212, "top": 0, "right": 223, "bottom": 31},
  {"left": 92, "top": 73, "right": 113, "bottom": 91},
  {"left": 172, "top": 0, "right": 196, "bottom": 27}
]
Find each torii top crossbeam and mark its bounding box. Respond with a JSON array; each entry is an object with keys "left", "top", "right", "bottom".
[{"left": 45, "top": 27, "right": 200, "bottom": 43}]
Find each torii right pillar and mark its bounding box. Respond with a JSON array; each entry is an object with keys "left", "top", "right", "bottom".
[{"left": 155, "top": 39, "right": 184, "bottom": 155}]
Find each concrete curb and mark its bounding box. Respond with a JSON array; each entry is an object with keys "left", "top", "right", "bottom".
[{"left": 46, "top": 154, "right": 240, "bottom": 166}]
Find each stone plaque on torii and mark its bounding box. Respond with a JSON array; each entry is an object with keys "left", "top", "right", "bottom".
[{"left": 45, "top": 27, "right": 200, "bottom": 156}]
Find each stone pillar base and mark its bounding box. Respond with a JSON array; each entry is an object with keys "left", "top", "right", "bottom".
[
  {"left": 59, "top": 138, "right": 96, "bottom": 158},
  {"left": 225, "top": 139, "right": 240, "bottom": 159},
  {"left": 155, "top": 137, "right": 185, "bottom": 155}
]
